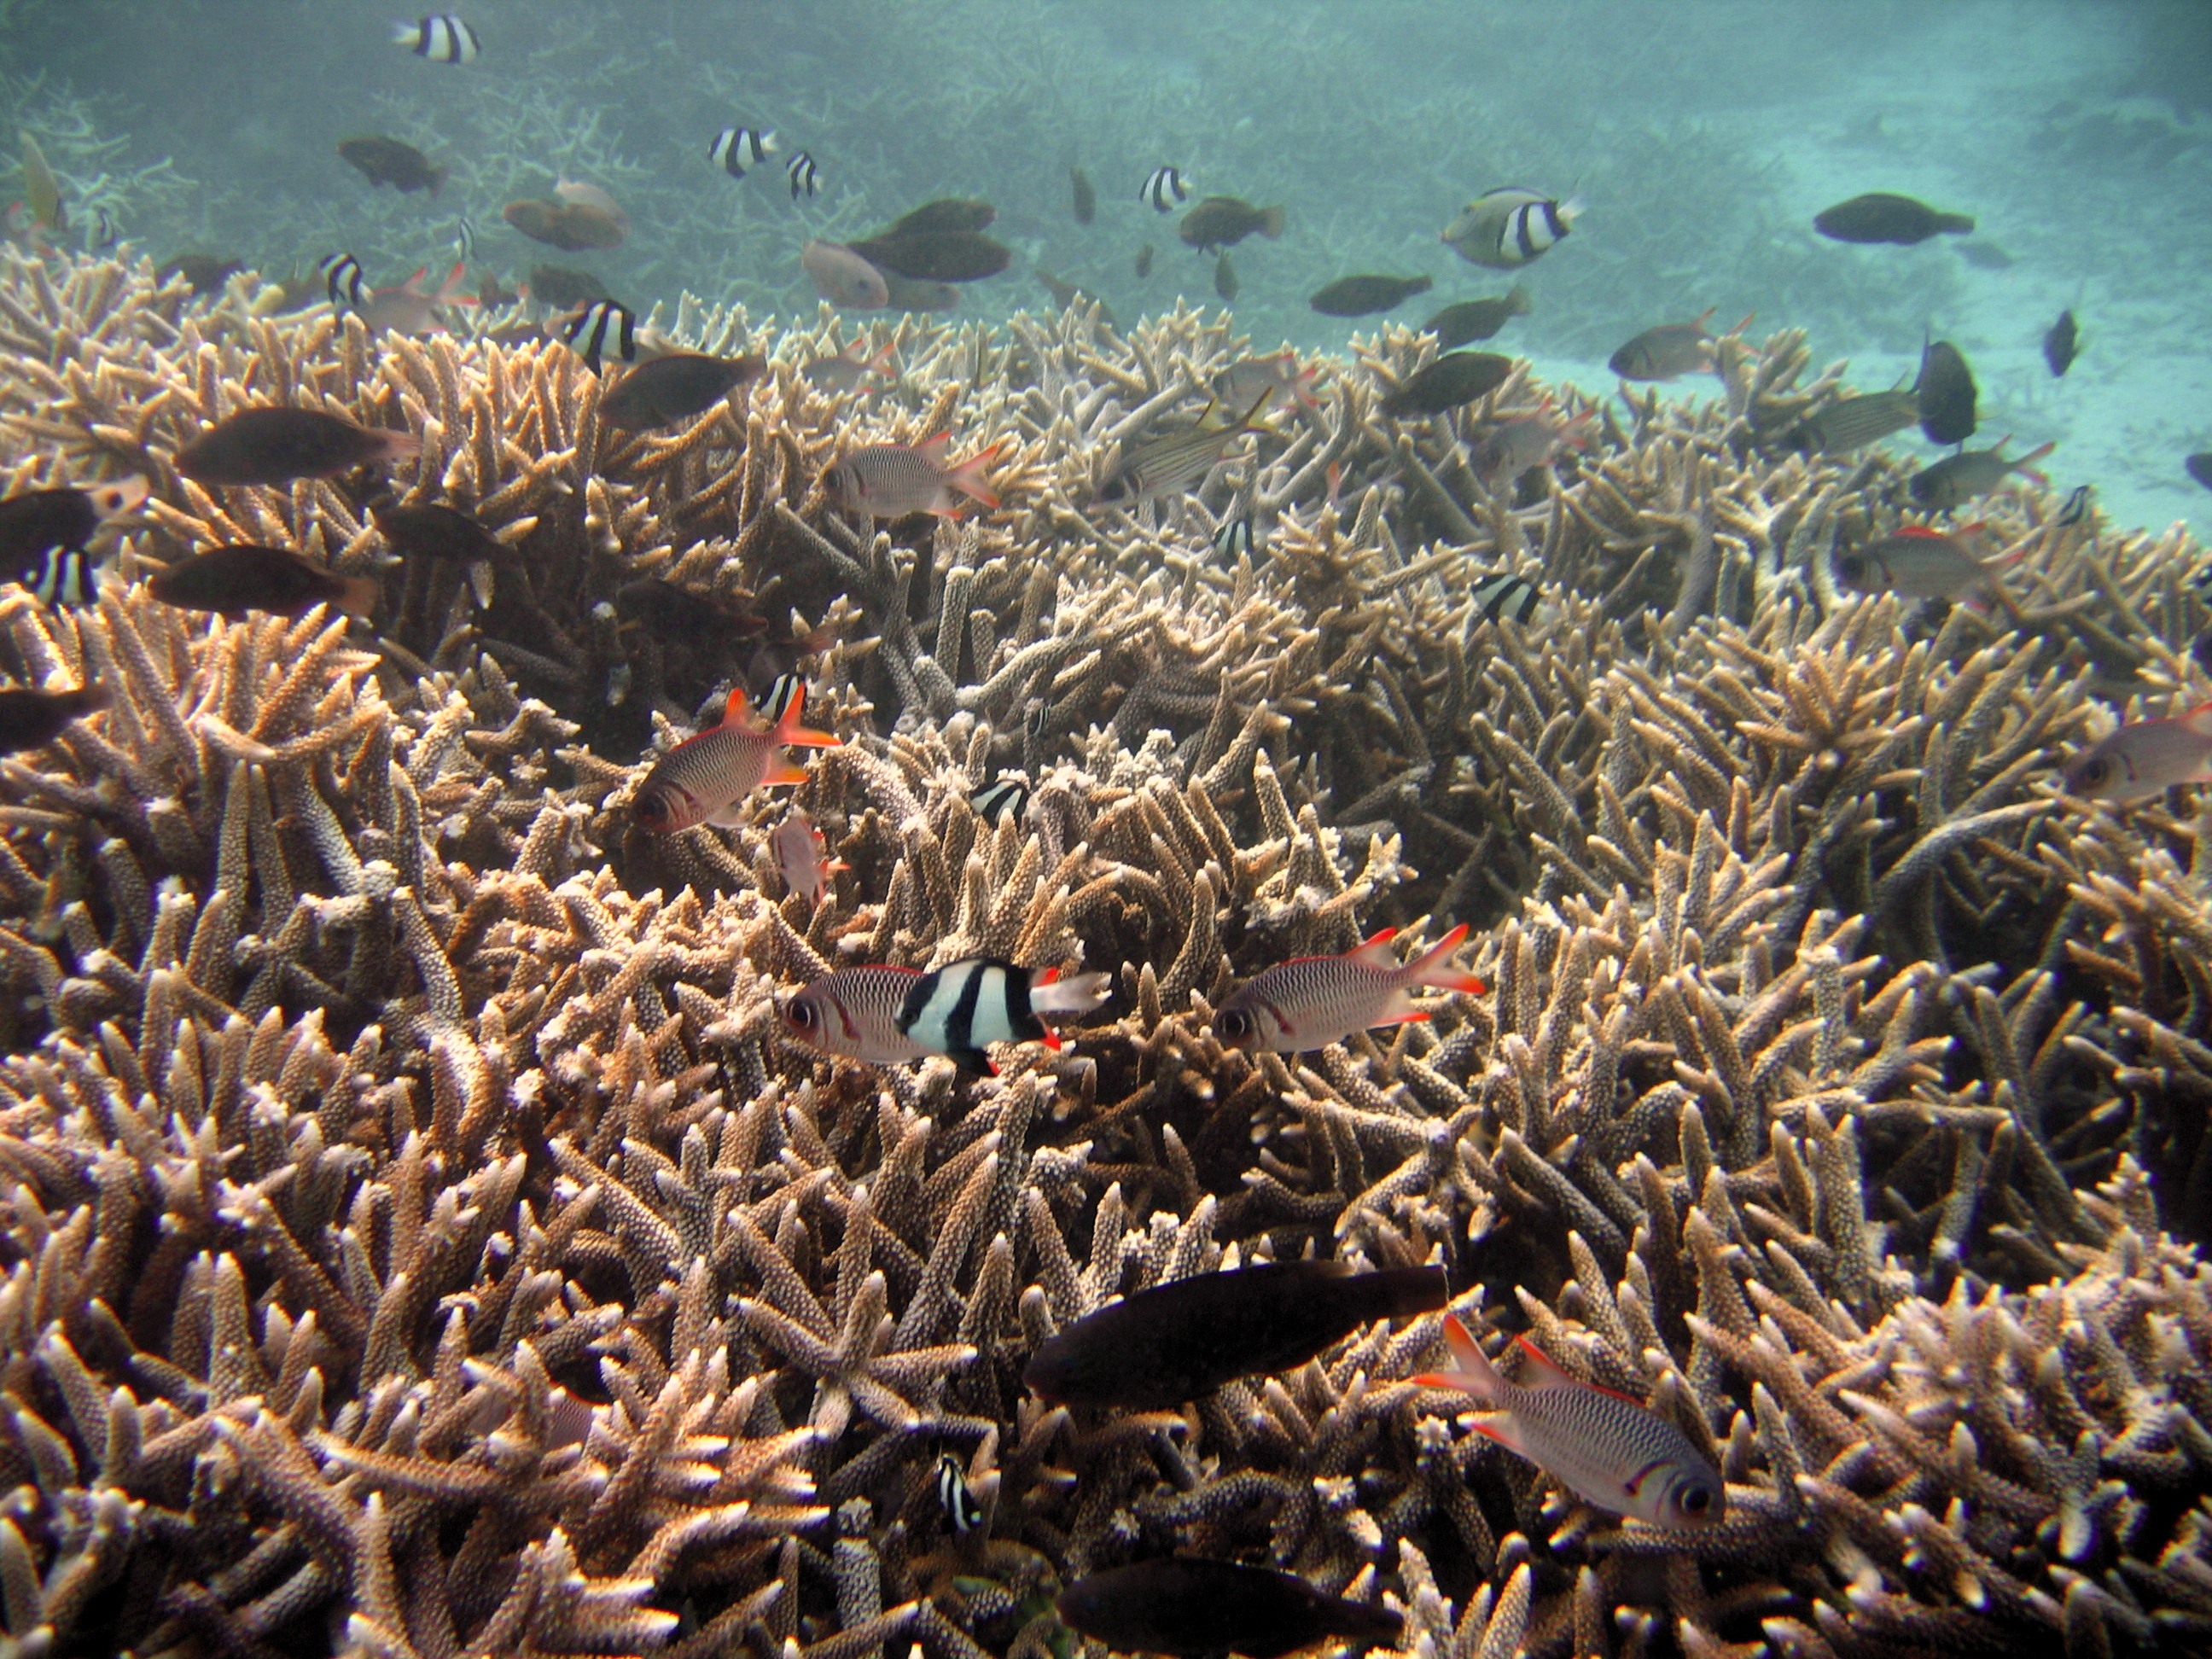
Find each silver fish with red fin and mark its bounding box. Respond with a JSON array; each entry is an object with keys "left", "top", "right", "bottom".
[
  {"left": 632, "top": 681, "right": 838, "bottom": 835},
  {"left": 2064, "top": 705, "right": 2212, "bottom": 803},
  {"left": 1213, "top": 923, "right": 1485, "bottom": 1052}
]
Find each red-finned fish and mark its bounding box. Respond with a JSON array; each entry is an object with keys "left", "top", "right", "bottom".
[
  {"left": 1908, "top": 437, "right": 2055, "bottom": 509},
  {"left": 779, "top": 957, "right": 1110, "bottom": 1073},
  {"left": 824, "top": 434, "right": 1004, "bottom": 519},
  {"left": 1057, "top": 1560, "right": 1402, "bottom": 1659},
  {"left": 1215, "top": 352, "right": 1322, "bottom": 415},
  {"left": 357, "top": 261, "right": 477, "bottom": 336},
  {"left": 1417, "top": 1313, "right": 1726, "bottom": 1529},
  {"left": 771, "top": 806, "right": 846, "bottom": 902},
  {"left": 2063, "top": 706, "right": 2212, "bottom": 803},
  {"left": 0, "top": 684, "right": 107, "bottom": 754},
  {"left": 1833, "top": 524, "right": 2020, "bottom": 605},
  {"left": 632, "top": 681, "right": 839, "bottom": 835},
  {"left": 802, "top": 338, "right": 899, "bottom": 393},
  {"left": 802, "top": 241, "right": 890, "bottom": 310},
  {"left": 1097, "top": 391, "right": 1272, "bottom": 506},
  {"left": 0, "top": 477, "right": 147, "bottom": 606},
  {"left": 174, "top": 408, "right": 421, "bottom": 486},
  {"left": 1609, "top": 307, "right": 1743, "bottom": 381},
  {"left": 1469, "top": 399, "right": 1593, "bottom": 492},
  {"left": 1213, "top": 923, "right": 1485, "bottom": 1052}
]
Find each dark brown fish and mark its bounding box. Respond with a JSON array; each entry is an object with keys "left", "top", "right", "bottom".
[
  {"left": 1070, "top": 166, "right": 1095, "bottom": 224},
  {"left": 1179, "top": 195, "right": 1285, "bottom": 252},
  {"left": 1381, "top": 352, "right": 1513, "bottom": 417},
  {"left": 1423, "top": 284, "right": 1529, "bottom": 347},
  {"left": 1022, "top": 1260, "right": 1446, "bottom": 1411},
  {"left": 2189, "top": 453, "right": 2212, "bottom": 492},
  {"left": 2044, "top": 309, "right": 2080, "bottom": 377},
  {"left": 176, "top": 408, "right": 421, "bottom": 486},
  {"left": 148, "top": 546, "right": 380, "bottom": 620},
  {"left": 338, "top": 136, "right": 446, "bottom": 195},
  {"left": 158, "top": 254, "right": 242, "bottom": 295},
  {"left": 1783, "top": 389, "right": 1920, "bottom": 454},
  {"left": 1134, "top": 242, "right": 1155, "bottom": 278},
  {"left": 1309, "top": 272, "right": 1433, "bottom": 317},
  {"left": 1057, "top": 1560, "right": 1402, "bottom": 1659},
  {"left": 0, "top": 684, "right": 108, "bottom": 754},
  {"left": 597, "top": 353, "right": 765, "bottom": 428},
  {"left": 845, "top": 230, "right": 1011, "bottom": 283},
  {"left": 882, "top": 198, "right": 996, "bottom": 237},
  {"left": 615, "top": 578, "right": 765, "bottom": 634},
  {"left": 504, "top": 199, "right": 626, "bottom": 252},
  {"left": 529, "top": 265, "right": 609, "bottom": 307},
  {"left": 375, "top": 503, "right": 508, "bottom": 563},
  {"left": 1609, "top": 308, "right": 1724, "bottom": 380},
  {"left": 1214, "top": 250, "right": 1238, "bottom": 302},
  {"left": 1954, "top": 240, "right": 2013, "bottom": 269},
  {"left": 1915, "top": 340, "right": 1977, "bottom": 445},
  {"left": 1813, "top": 192, "right": 1975, "bottom": 244}
]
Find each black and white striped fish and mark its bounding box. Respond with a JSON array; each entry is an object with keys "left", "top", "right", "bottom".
[
  {"left": 1213, "top": 514, "right": 1254, "bottom": 559},
  {"left": 936, "top": 1452, "right": 986, "bottom": 1534},
  {"left": 761, "top": 672, "right": 805, "bottom": 725},
  {"left": 1141, "top": 166, "right": 1188, "bottom": 213},
  {"left": 86, "top": 207, "right": 118, "bottom": 252},
  {"left": 1470, "top": 572, "right": 1541, "bottom": 625},
  {"left": 2057, "top": 484, "right": 2093, "bottom": 528},
  {"left": 393, "top": 14, "right": 480, "bottom": 62},
  {"left": 787, "top": 151, "right": 820, "bottom": 201},
  {"left": 1441, "top": 187, "right": 1583, "bottom": 271},
  {"left": 319, "top": 253, "right": 366, "bottom": 311},
  {"left": 0, "top": 478, "right": 147, "bottom": 609},
  {"left": 452, "top": 215, "right": 475, "bottom": 263},
  {"left": 971, "top": 775, "right": 1029, "bottom": 823},
  {"left": 896, "top": 957, "right": 1112, "bottom": 1074},
  {"left": 562, "top": 299, "right": 636, "bottom": 374},
  {"left": 710, "top": 127, "right": 778, "bottom": 178}
]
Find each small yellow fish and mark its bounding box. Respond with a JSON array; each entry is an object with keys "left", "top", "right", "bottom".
[{"left": 18, "top": 133, "right": 61, "bottom": 235}]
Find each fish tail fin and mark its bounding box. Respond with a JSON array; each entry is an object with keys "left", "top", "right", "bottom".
[
  {"left": 374, "top": 429, "right": 423, "bottom": 465},
  {"left": 1936, "top": 212, "right": 1976, "bottom": 235},
  {"left": 431, "top": 260, "right": 477, "bottom": 306},
  {"left": 1692, "top": 305, "right": 1719, "bottom": 330},
  {"left": 945, "top": 441, "right": 1005, "bottom": 509},
  {"left": 771, "top": 682, "right": 841, "bottom": 749},
  {"left": 1729, "top": 311, "right": 1756, "bottom": 335},
  {"left": 1404, "top": 923, "right": 1486, "bottom": 995},
  {"left": 55, "top": 684, "right": 111, "bottom": 719},
  {"left": 1260, "top": 205, "right": 1287, "bottom": 239},
  {"left": 399, "top": 265, "right": 430, "bottom": 296},
  {"left": 1414, "top": 1313, "right": 1506, "bottom": 1405},
  {"left": 2016, "top": 439, "right": 2058, "bottom": 482},
  {"left": 336, "top": 574, "right": 382, "bottom": 620},
  {"left": 1556, "top": 195, "right": 1587, "bottom": 226},
  {"left": 1506, "top": 281, "right": 1532, "bottom": 315},
  {"left": 391, "top": 19, "right": 422, "bottom": 44},
  {"left": 1030, "top": 968, "right": 1111, "bottom": 1017}
]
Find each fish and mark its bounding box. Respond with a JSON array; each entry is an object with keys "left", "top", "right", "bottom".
[
  {"left": 1214, "top": 250, "right": 1237, "bottom": 301},
  {"left": 554, "top": 179, "right": 628, "bottom": 233},
  {"left": 561, "top": 300, "right": 637, "bottom": 375},
  {"left": 2044, "top": 308, "right": 2080, "bottom": 377},
  {"left": 159, "top": 254, "right": 242, "bottom": 295},
  {"left": 1417, "top": 1313, "right": 1726, "bottom": 1529},
  {"left": 19, "top": 133, "right": 61, "bottom": 234},
  {"left": 1609, "top": 308, "right": 1727, "bottom": 381},
  {"left": 338, "top": 136, "right": 445, "bottom": 195},
  {"left": 1908, "top": 438, "right": 2056, "bottom": 509},
  {"left": 632, "top": 680, "right": 839, "bottom": 835},
  {"left": 710, "top": 127, "right": 777, "bottom": 178},
  {"left": 1381, "top": 352, "right": 1513, "bottom": 417},
  {"left": 613, "top": 579, "right": 764, "bottom": 635},
  {"left": 0, "top": 478, "right": 147, "bottom": 606},
  {"left": 1214, "top": 515, "right": 1254, "bottom": 559},
  {"left": 1469, "top": 399, "right": 1593, "bottom": 492},
  {"left": 846, "top": 230, "right": 1011, "bottom": 284},
  {"left": 1140, "top": 166, "right": 1188, "bottom": 212},
  {"left": 2188, "top": 453, "right": 2212, "bottom": 492},
  {"left": 802, "top": 339, "right": 898, "bottom": 393},
  {"left": 175, "top": 408, "right": 421, "bottom": 486},
  {"left": 1470, "top": 572, "right": 1542, "bottom": 624},
  {"left": 881, "top": 271, "right": 961, "bottom": 311},
  {"left": 356, "top": 261, "right": 476, "bottom": 336},
  {"left": 1423, "top": 283, "right": 1531, "bottom": 348},
  {"left": 1096, "top": 391, "right": 1272, "bottom": 506},
  {"left": 503, "top": 198, "right": 626, "bottom": 253},
  {"left": 1070, "top": 164, "right": 1095, "bottom": 224},
  {"left": 787, "top": 151, "right": 820, "bottom": 200},
  {"left": 1217, "top": 352, "right": 1323, "bottom": 415},
  {"left": 935, "top": 1452, "right": 986, "bottom": 1534},
  {"left": 1914, "top": 339, "right": 1978, "bottom": 446},
  {"left": 85, "top": 207, "right": 117, "bottom": 252},
  {"left": 1310, "top": 272, "right": 1433, "bottom": 317},
  {"left": 374, "top": 503, "right": 506, "bottom": 564},
  {"left": 393, "top": 15, "right": 480, "bottom": 61},
  {"left": 1441, "top": 186, "right": 1581, "bottom": 269},
  {"left": 452, "top": 215, "right": 474, "bottom": 263},
  {"left": 970, "top": 776, "right": 1030, "bottom": 822},
  {"left": 1834, "top": 524, "right": 2018, "bottom": 603},
  {"left": 1213, "top": 923, "right": 1485, "bottom": 1052},
  {"left": 1057, "top": 1560, "right": 1403, "bottom": 1659},
  {"left": 882, "top": 199, "right": 996, "bottom": 236},
  {"left": 1954, "top": 240, "right": 2015, "bottom": 270},
  {"left": 2064, "top": 707, "right": 2212, "bottom": 802},
  {"left": 1783, "top": 389, "right": 1920, "bottom": 455},
  {"left": 771, "top": 807, "right": 845, "bottom": 903},
  {"left": 598, "top": 352, "right": 765, "bottom": 428},
  {"left": 2057, "top": 484, "right": 2093, "bottom": 527},
  {"left": 0, "top": 684, "right": 108, "bottom": 754},
  {"left": 824, "top": 434, "right": 1004, "bottom": 519},
  {"left": 146, "top": 546, "right": 381, "bottom": 620},
  {"left": 801, "top": 241, "right": 889, "bottom": 310},
  {"left": 1179, "top": 196, "right": 1285, "bottom": 252},
  {"left": 1133, "top": 242, "right": 1155, "bottom": 278},
  {"left": 1024, "top": 1260, "right": 1447, "bottom": 1412},
  {"left": 778, "top": 957, "right": 1110, "bottom": 1073},
  {"left": 1813, "top": 192, "right": 1975, "bottom": 244},
  {"left": 760, "top": 672, "right": 805, "bottom": 725}
]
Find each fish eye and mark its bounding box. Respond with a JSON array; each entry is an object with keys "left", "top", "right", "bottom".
[
  {"left": 1678, "top": 1483, "right": 1714, "bottom": 1516},
  {"left": 783, "top": 997, "right": 817, "bottom": 1030},
  {"left": 1216, "top": 1007, "right": 1250, "bottom": 1039},
  {"left": 2072, "top": 757, "right": 2110, "bottom": 790}
]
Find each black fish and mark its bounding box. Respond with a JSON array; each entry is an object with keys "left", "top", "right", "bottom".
[
  {"left": 598, "top": 353, "right": 765, "bottom": 428},
  {"left": 1057, "top": 1560, "right": 1403, "bottom": 1659},
  {"left": 846, "top": 230, "right": 1010, "bottom": 283},
  {"left": 175, "top": 408, "right": 421, "bottom": 486},
  {"left": 614, "top": 579, "right": 764, "bottom": 634},
  {"left": 0, "top": 479, "right": 145, "bottom": 606},
  {"left": 1381, "top": 352, "right": 1512, "bottom": 417},
  {"left": 1423, "top": 284, "right": 1529, "bottom": 348},
  {"left": 1179, "top": 196, "right": 1285, "bottom": 252},
  {"left": 1214, "top": 250, "right": 1237, "bottom": 302},
  {"left": 2187, "top": 453, "right": 2212, "bottom": 492},
  {"left": 1309, "top": 273, "right": 1433, "bottom": 317},
  {"left": 2044, "top": 309, "right": 2080, "bottom": 377},
  {"left": 147, "top": 546, "right": 380, "bottom": 620},
  {"left": 338, "top": 136, "right": 446, "bottom": 195},
  {"left": 1022, "top": 1260, "right": 1446, "bottom": 1411},
  {"left": 1134, "top": 242, "right": 1155, "bottom": 278},
  {"left": 529, "top": 265, "right": 610, "bottom": 308},
  {"left": 375, "top": 503, "right": 507, "bottom": 563},
  {"left": 0, "top": 684, "right": 108, "bottom": 754},
  {"left": 1914, "top": 340, "right": 1977, "bottom": 445},
  {"left": 1813, "top": 192, "right": 1975, "bottom": 244},
  {"left": 1070, "top": 166, "right": 1095, "bottom": 224},
  {"left": 158, "top": 254, "right": 242, "bottom": 295},
  {"left": 882, "top": 198, "right": 996, "bottom": 237}
]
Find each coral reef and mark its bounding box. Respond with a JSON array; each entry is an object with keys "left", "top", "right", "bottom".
[{"left": 0, "top": 246, "right": 2206, "bottom": 1659}]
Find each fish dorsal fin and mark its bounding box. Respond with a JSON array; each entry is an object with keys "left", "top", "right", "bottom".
[
  {"left": 399, "top": 265, "right": 429, "bottom": 296},
  {"left": 1512, "top": 1335, "right": 1644, "bottom": 1405},
  {"left": 721, "top": 684, "right": 752, "bottom": 727},
  {"left": 1691, "top": 305, "right": 1719, "bottom": 331},
  {"left": 2184, "top": 703, "right": 2212, "bottom": 738},
  {"left": 1349, "top": 927, "right": 1400, "bottom": 966},
  {"left": 1893, "top": 526, "right": 1947, "bottom": 541},
  {"left": 913, "top": 431, "right": 953, "bottom": 463}
]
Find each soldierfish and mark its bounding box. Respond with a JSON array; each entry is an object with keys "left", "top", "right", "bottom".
[
  {"left": 2063, "top": 707, "right": 2212, "bottom": 803},
  {"left": 357, "top": 260, "right": 477, "bottom": 336},
  {"left": 801, "top": 338, "right": 899, "bottom": 393},
  {"left": 1609, "top": 307, "right": 1741, "bottom": 381},
  {"left": 1833, "top": 524, "right": 2019, "bottom": 605},
  {"left": 1468, "top": 399, "right": 1593, "bottom": 492},
  {"left": 825, "top": 434, "right": 1004, "bottom": 518},
  {"left": 1908, "top": 438, "right": 2055, "bottom": 509},
  {"left": 1216, "top": 352, "right": 1323, "bottom": 415},
  {"left": 1022, "top": 1260, "right": 1447, "bottom": 1412},
  {"left": 1057, "top": 1560, "right": 1402, "bottom": 1659},
  {"left": 778, "top": 957, "right": 1109, "bottom": 1073},
  {"left": 771, "top": 806, "right": 845, "bottom": 902},
  {"left": 1213, "top": 923, "right": 1485, "bottom": 1052},
  {"left": 1417, "top": 1313, "right": 1726, "bottom": 1529},
  {"left": 632, "top": 681, "right": 839, "bottom": 834}
]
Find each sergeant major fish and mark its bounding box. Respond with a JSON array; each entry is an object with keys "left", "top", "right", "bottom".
[
  {"left": 631, "top": 681, "right": 839, "bottom": 834},
  {"left": 1140, "top": 166, "right": 1188, "bottom": 212},
  {"left": 710, "top": 126, "right": 777, "bottom": 178},
  {"left": 561, "top": 299, "right": 637, "bottom": 374},
  {"left": 393, "top": 15, "right": 479, "bottom": 61},
  {"left": 1213, "top": 923, "right": 1485, "bottom": 1052}
]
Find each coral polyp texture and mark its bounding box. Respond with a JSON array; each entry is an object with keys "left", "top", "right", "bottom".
[{"left": 0, "top": 247, "right": 2207, "bottom": 1659}]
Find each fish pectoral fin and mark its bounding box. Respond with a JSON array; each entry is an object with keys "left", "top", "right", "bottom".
[
  {"left": 947, "top": 1046, "right": 998, "bottom": 1076},
  {"left": 1456, "top": 1411, "right": 1530, "bottom": 1457},
  {"left": 704, "top": 805, "right": 749, "bottom": 829}
]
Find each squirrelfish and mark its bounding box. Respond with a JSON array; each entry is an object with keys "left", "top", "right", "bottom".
[
  {"left": 357, "top": 261, "right": 476, "bottom": 337},
  {"left": 1468, "top": 399, "right": 1592, "bottom": 492},
  {"left": 778, "top": 957, "right": 1109, "bottom": 1073},
  {"left": 1442, "top": 186, "right": 1580, "bottom": 269},
  {"left": 1023, "top": 1260, "right": 1447, "bottom": 1412},
  {"left": 1609, "top": 307, "right": 1736, "bottom": 381},
  {"left": 1217, "top": 351, "right": 1323, "bottom": 415},
  {"left": 1057, "top": 1561, "right": 1401, "bottom": 1659},
  {"left": 825, "top": 434, "right": 1004, "bottom": 519},
  {"left": 802, "top": 338, "right": 899, "bottom": 393},
  {"left": 1417, "top": 1314, "right": 1726, "bottom": 1529},
  {"left": 1834, "top": 524, "right": 2018, "bottom": 605},
  {"left": 1213, "top": 923, "right": 1485, "bottom": 1052},
  {"left": 632, "top": 681, "right": 839, "bottom": 835},
  {"left": 771, "top": 806, "right": 845, "bottom": 902},
  {"left": 1097, "top": 391, "right": 1270, "bottom": 506},
  {"left": 0, "top": 477, "right": 146, "bottom": 606},
  {"left": 1909, "top": 438, "right": 2055, "bottom": 509},
  {"left": 2064, "top": 707, "right": 2212, "bottom": 803}
]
